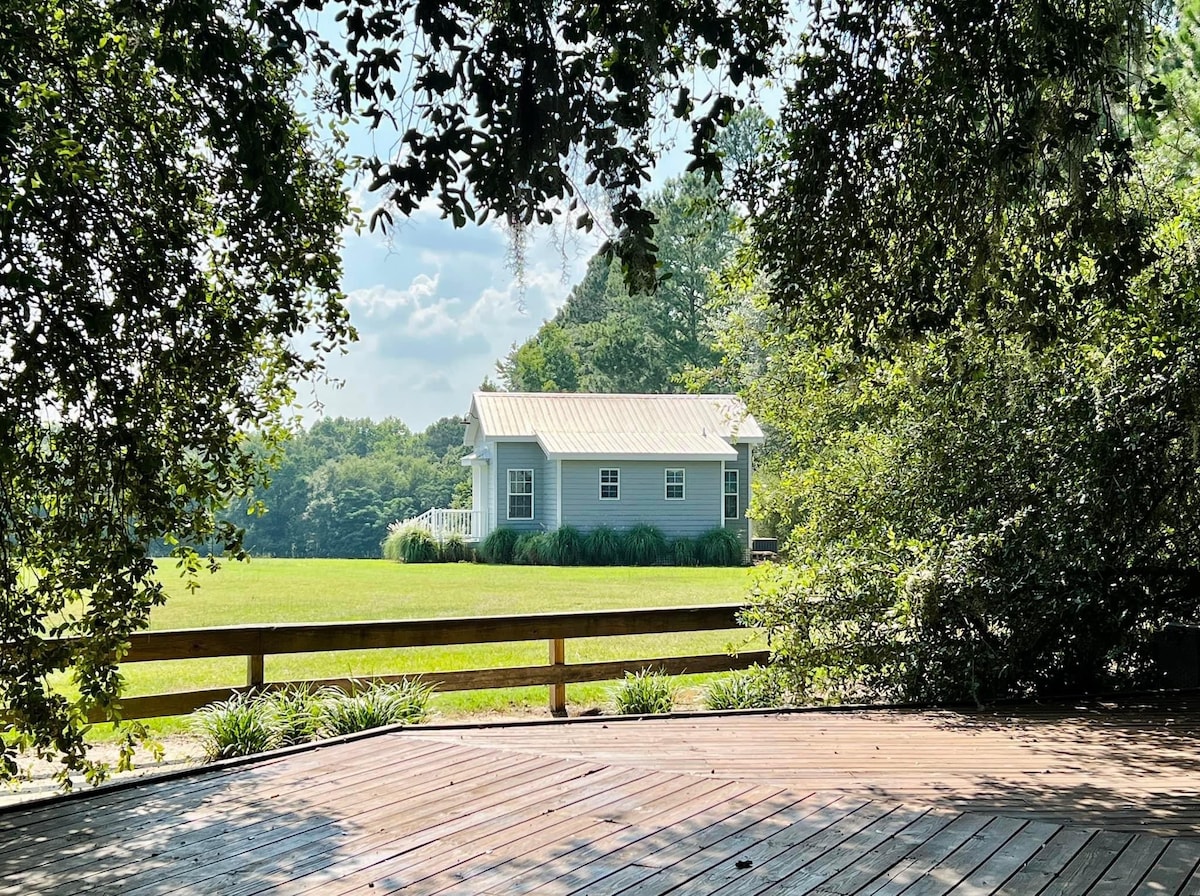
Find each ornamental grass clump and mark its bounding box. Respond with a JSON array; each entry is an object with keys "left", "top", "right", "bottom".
[
  {"left": 624, "top": 524, "right": 666, "bottom": 565},
  {"left": 260, "top": 685, "right": 324, "bottom": 747},
  {"left": 611, "top": 668, "right": 677, "bottom": 715},
  {"left": 585, "top": 525, "right": 623, "bottom": 566},
  {"left": 439, "top": 533, "right": 470, "bottom": 562},
  {"left": 672, "top": 537, "right": 698, "bottom": 567},
  {"left": 192, "top": 692, "right": 279, "bottom": 761},
  {"left": 703, "top": 666, "right": 787, "bottom": 711},
  {"left": 318, "top": 679, "right": 433, "bottom": 736},
  {"left": 383, "top": 523, "right": 440, "bottom": 563},
  {"left": 514, "top": 532, "right": 551, "bottom": 565},
  {"left": 545, "top": 525, "right": 585, "bottom": 566},
  {"left": 696, "top": 527, "right": 745, "bottom": 566},
  {"left": 480, "top": 526, "right": 520, "bottom": 564}
]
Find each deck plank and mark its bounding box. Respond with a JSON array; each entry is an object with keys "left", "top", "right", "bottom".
[
  {"left": 942, "top": 820, "right": 1060, "bottom": 896},
  {"left": 1038, "top": 831, "right": 1132, "bottom": 896},
  {"left": 1137, "top": 838, "right": 1200, "bottom": 894}
]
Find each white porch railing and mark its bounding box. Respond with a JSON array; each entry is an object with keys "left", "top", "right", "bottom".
[{"left": 395, "top": 508, "right": 482, "bottom": 542}]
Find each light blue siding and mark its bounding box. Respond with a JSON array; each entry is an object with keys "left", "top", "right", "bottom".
[
  {"left": 723, "top": 443, "right": 752, "bottom": 544},
  {"left": 544, "top": 458, "right": 559, "bottom": 527},
  {"left": 495, "top": 442, "right": 548, "bottom": 533},
  {"left": 560, "top": 460, "right": 723, "bottom": 538}
]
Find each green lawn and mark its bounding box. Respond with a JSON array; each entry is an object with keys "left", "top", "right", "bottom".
[{"left": 115, "top": 559, "right": 762, "bottom": 729}]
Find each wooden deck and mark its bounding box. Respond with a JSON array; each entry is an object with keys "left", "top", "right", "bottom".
[
  {"left": 4, "top": 701, "right": 1200, "bottom": 894},
  {"left": 406, "top": 701, "right": 1200, "bottom": 838}
]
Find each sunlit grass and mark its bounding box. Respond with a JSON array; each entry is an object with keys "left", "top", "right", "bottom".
[{"left": 88, "top": 559, "right": 760, "bottom": 736}]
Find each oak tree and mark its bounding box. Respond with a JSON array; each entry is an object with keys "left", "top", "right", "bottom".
[{"left": 0, "top": 0, "right": 351, "bottom": 782}]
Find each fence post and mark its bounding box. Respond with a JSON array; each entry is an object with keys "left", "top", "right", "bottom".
[
  {"left": 247, "top": 654, "right": 265, "bottom": 691},
  {"left": 549, "top": 637, "right": 566, "bottom": 716}
]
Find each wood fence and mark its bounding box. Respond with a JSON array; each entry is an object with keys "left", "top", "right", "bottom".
[{"left": 93, "top": 604, "right": 766, "bottom": 721}]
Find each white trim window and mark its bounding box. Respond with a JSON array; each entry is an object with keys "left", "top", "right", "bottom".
[
  {"left": 508, "top": 469, "right": 534, "bottom": 519},
  {"left": 665, "top": 468, "right": 685, "bottom": 500},
  {"left": 724, "top": 469, "right": 739, "bottom": 519},
  {"left": 599, "top": 468, "right": 620, "bottom": 500}
]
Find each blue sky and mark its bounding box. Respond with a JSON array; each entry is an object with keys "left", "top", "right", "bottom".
[{"left": 297, "top": 181, "right": 605, "bottom": 431}]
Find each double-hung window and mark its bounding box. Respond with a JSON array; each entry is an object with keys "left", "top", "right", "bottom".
[
  {"left": 665, "top": 468, "right": 685, "bottom": 500},
  {"left": 508, "top": 469, "right": 533, "bottom": 519},
  {"left": 599, "top": 468, "right": 620, "bottom": 500},
  {"left": 724, "top": 469, "right": 739, "bottom": 519}
]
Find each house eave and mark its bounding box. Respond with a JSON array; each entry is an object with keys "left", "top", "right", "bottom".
[{"left": 545, "top": 452, "right": 737, "bottom": 462}]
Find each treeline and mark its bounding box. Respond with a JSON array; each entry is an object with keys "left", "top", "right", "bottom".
[
  {"left": 236, "top": 417, "right": 470, "bottom": 559},
  {"left": 497, "top": 172, "right": 741, "bottom": 395}
]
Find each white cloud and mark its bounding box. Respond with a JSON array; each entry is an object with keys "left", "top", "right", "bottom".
[
  {"left": 345, "top": 275, "right": 440, "bottom": 314},
  {"left": 307, "top": 216, "right": 603, "bottom": 430}
]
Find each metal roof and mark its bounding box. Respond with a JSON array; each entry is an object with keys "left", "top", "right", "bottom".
[
  {"left": 535, "top": 430, "right": 737, "bottom": 461},
  {"left": 463, "top": 392, "right": 763, "bottom": 457}
]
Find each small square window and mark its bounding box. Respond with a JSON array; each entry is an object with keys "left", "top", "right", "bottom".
[
  {"left": 599, "top": 468, "right": 620, "bottom": 500},
  {"left": 665, "top": 468, "right": 685, "bottom": 500}
]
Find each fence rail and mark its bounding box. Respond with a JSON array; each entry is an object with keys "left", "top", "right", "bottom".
[{"left": 93, "top": 604, "right": 764, "bottom": 721}]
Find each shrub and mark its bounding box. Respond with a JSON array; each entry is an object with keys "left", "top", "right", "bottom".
[
  {"left": 260, "top": 685, "right": 323, "bottom": 747},
  {"left": 624, "top": 524, "right": 667, "bottom": 566},
  {"left": 672, "top": 538, "right": 698, "bottom": 567},
  {"left": 191, "top": 692, "right": 279, "bottom": 760},
  {"left": 585, "top": 525, "right": 623, "bottom": 566},
  {"left": 696, "top": 527, "right": 745, "bottom": 566},
  {"left": 383, "top": 524, "right": 439, "bottom": 563},
  {"left": 319, "top": 679, "right": 433, "bottom": 736},
  {"left": 480, "top": 527, "right": 520, "bottom": 564},
  {"left": 703, "top": 666, "right": 787, "bottom": 711},
  {"left": 439, "top": 534, "right": 469, "bottom": 563},
  {"left": 545, "top": 525, "right": 585, "bottom": 566},
  {"left": 612, "top": 668, "right": 678, "bottom": 715},
  {"left": 514, "top": 533, "right": 551, "bottom": 565}
]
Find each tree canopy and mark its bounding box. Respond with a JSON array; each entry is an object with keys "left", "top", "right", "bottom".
[
  {"left": 260, "top": 0, "right": 785, "bottom": 282},
  {"left": 497, "top": 170, "right": 740, "bottom": 394},
  {"left": 0, "top": 0, "right": 351, "bottom": 783},
  {"left": 237, "top": 417, "right": 470, "bottom": 559},
  {"left": 728, "top": 0, "right": 1200, "bottom": 703}
]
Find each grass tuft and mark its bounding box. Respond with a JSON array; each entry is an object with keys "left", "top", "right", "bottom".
[
  {"left": 438, "top": 534, "right": 470, "bottom": 563},
  {"left": 191, "top": 692, "right": 279, "bottom": 760},
  {"left": 672, "top": 538, "right": 698, "bottom": 567},
  {"left": 480, "top": 527, "right": 520, "bottom": 564},
  {"left": 624, "top": 524, "right": 667, "bottom": 566},
  {"left": 514, "top": 533, "right": 551, "bottom": 565},
  {"left": 703, "top": 666, "right": 787, "bottom": 710},
  {"left": 260, "top": 685, "right": 324, "bottom": 746},
  {"left": 383, "top": 524, "right": 440, "bottom": 563},
  {"left": 585, "top": 525, "right": 623, "bottom": 566},
  {"left": 696, "top": 528, "right": 745, "bottom": 567},
  {"left": 318, "top": 679, "right": 433, "bottom": 736},
  {"left": 611, "top": 668, "right": 677, "bottom": 715},
  {"left": 545, "top": 525, "right": 585, "bottom": 566}
]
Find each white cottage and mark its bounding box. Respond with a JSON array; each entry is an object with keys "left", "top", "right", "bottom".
[{"left": 412, "top": 392, "right": 763, "bottom": 547}]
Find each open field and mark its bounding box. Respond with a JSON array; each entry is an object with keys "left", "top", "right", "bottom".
[{"left": 107, "top": 559, "right": 762, "bottom": 731}]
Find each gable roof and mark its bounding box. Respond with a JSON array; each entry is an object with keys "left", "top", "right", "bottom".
[{"left": 463, "top": 392, "right": 763, "bottom": 460}]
